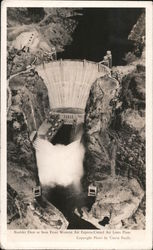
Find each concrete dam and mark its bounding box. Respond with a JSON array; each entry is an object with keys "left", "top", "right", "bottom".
[{"left": 36, "top": 59, "right": 110, "bottom": 126}]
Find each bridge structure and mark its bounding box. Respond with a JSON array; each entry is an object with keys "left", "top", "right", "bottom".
[{"left": 36, "top": 59, "right": 110, "bottom": 125}]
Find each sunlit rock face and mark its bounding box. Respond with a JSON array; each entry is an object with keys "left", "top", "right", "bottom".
[
  {"left": 83, "top": 75, "right": 119, "bottom": 183},
  {"left": 94, "top": 177, "right": 144, "bottom": 229},
  {"left": 115, "top": 65, "right": 145, "bottom": 188},
  {"left": 80, "top": 176, "right": 145, "bottom": 229},
  {"left": 83, "top": 64, "right": 145, "bottom": 189},
  {"left": 7, "top": 184, "right": 68, "bottom": 230}
]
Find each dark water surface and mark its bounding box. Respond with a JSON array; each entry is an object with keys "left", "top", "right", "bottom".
[
  {"left": 44, "top": 186, "right": 98, "bottom": 229},
  {"left": 60, "top": 8, "right": 143, "bottom": 65}
]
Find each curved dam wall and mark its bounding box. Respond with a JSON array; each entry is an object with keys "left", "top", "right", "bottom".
[{"left": 35, "top": 60, "right": 110, "bottom": 113}]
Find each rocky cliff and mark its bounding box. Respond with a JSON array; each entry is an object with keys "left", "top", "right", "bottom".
[
  {"left": 7, "top": 49, "right": 68, "bottom": 229},
  {"left": 82, "top": 48, "right": 145, "bottom": 230},
  {"left": 83, "top": 75, "right": 119, "bottom": 182}
]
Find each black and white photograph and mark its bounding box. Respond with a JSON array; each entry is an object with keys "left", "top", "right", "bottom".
[{"left": 1, "top": 1, "right": 153, "bottom": 249}]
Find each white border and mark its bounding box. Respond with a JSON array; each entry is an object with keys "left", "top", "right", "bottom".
[
  {"left": 1, "top": 1, "right": 153, "bottom": 250},
  {"left": 0, "top": 0, "right": 152, "bottom": 8}
]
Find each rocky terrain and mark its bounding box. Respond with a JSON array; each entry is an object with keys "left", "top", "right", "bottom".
[
  {"left": 6, "top": 8, "right": 145, "bottom": 230},
  {"left": 7, "top": 8, "right": 81, "bottom": 54},
  {"left": 7, "top": 50, "right": 69, "bottom": 229},
  {"left": 82, "top": 15, "right": 145, "bottom": 228}
]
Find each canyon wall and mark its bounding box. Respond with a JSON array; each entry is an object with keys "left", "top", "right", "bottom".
[
  {"left": 7, "top": 50, "right": 68, "bottom": 229},
  {"left": 83, "top": 63, "right": 145, "bottom": 189}
]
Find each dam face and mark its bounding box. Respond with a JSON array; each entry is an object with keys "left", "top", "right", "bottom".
[{"left": 36, "top": 59, "right": 110, "bottom": 140}]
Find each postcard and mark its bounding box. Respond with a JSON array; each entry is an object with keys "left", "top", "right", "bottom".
[{"left": 1, "top": 1, "right": 152, "bottom": 249}]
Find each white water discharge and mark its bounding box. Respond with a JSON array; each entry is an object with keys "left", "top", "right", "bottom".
[{"left": 34, "top": 138, "right": 85, "bottom": 191}]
